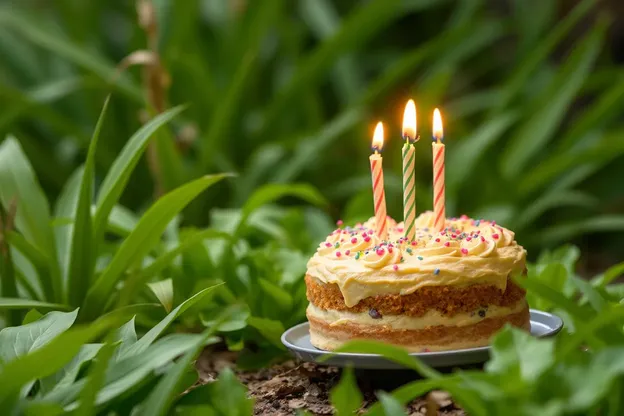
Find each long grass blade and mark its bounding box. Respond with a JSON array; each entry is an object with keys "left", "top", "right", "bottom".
[
  {"left": 67, "top": 96, "right": 110, "bottom": 306},
  {"left": 93, "top": 105, "right": 185, "bottom": 247},
  {"left": 500, "top": 22, "right": 606, "bottom": 178}
]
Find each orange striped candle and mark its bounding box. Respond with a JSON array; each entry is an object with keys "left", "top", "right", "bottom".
[
  {"left": 370, "top": 122, "right": 388, "bottom": 240},
  {"left": 432, "top": 109, "right": 445, "bottom": 232}
]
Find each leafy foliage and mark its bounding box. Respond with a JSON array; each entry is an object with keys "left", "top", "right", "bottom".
[
  {"left": 330, "top": 248, "right": 624, "bottom": 416},
  {"left": 0, "top": 0, "right": 621, "bottom": 258}
]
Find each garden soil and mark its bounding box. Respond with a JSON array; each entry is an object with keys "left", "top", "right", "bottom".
[{"left": 197, "top": 350, "right": 466, "bottom": 416}]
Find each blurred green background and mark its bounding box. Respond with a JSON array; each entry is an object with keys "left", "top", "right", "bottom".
[{"left": 0, "top": 0, "right": 623, "bottom": 270}]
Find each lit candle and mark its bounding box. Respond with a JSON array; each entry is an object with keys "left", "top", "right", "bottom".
[
  {"left": 402, "top": 100, "right": 417, "bottom": 241},
  {"left": 370, "top": 122, "right": 388, "bottom": 240},
  {"left": 432, "top": 108, "right": 445, "bottom": 232}
]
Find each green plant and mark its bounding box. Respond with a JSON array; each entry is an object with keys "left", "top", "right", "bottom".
[
  {"left": 324, "top": 248, "right": 624, "bottom": 415},
  {"left": 0, "top": 98, "right": 231, "bottom": 325},
  {"left": 0, "top": 285, "right": 241, "bottom": 414},
  {"left": 0, "top": 0, "right": 621, "bottom": 259}
]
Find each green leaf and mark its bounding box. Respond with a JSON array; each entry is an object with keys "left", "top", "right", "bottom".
[
  {"left": 330, "top": 367, "right": 362, "bottom": 416},
  {"left": 0, "top": 298, "right": 69, "bottom": 311},
  {"left": 140, "top": 228, "right": 231, "bottom": 278},
  {"left": 238, "top": 183, "right": 326, "bottom": 234},
  {"left": 562, "top": 348, "right": 624, "bottom": 412},
  {"left": 75, "top": 342, "right": 116, "bottom": 416},
  {"left": 377, "top": 391, "right": 407, "bottom": 416},
  {"left": 92, "top": 105, "right": 186, "bottom": 247},
  {"left": 111, "top": 317, "right": 137, "bottom": 360},
  {"left": 492, "top": 0, "right": 596, "bottom": 112},
  {"left": 67, "top": 96, "right": 109, "bottom": 306},
  {"left": 447, "top": 112, "right": 518, "bottom": 192},
  {"left": 116, "top": 284, "right": 223, "bottom": 360},
  {"left": 0, "top": 137, "right": 60, "bottom": 301},
  {"left": 0, "top": 10, "right": 142, "bottom": 100},
  {"left": 40, "top": 343, "right": 103, "bottom": 395},
  {"left": 592, "top": 262, "right": 624, "bottom": 288},
  {"left": 526, "top": 263, "right": 567, "bottom": 311},
  {"left": 54, "top": 166, "right": 84, "bottom": 285},
  {"left": 516, "top": 274, "right": 586, "bottom": 319},
  {"left": 329, "top": 340, "right": 440, "bottom": 379},
  {"left": 530, "top": 215, "right": 624, "bottom": 246},
  {"left": 0, "top": 315, "right": 118, "bottom": 405},
  {"left": 247, "top": 316, "right": 286, "bottom": 350},
  {"left": 51, "top": 333, "right": 210, "bottom": 410},
  {"left": 258, "top": 278, "right": 293, "bottom": 312},
  {"left": 364, "top": 379, "right": 449, "bottom": 416},
  {"left": 147, "top": 279, "right": 174, "bottom": 313},
  {"left": 23, "top": 309, "right": 43, "bottom": 325},
  {"left": 0, "top": 309, "right": 78, "bottom": 364},
  {"left": 501, "top": 21, "right": 605, "bottom": 178},
  {"left": 135, "top": 308, "right": 230, "bottom": 416},
  {"left": 486, "top": 326, "right": 555, "bottom": 382},
  {"left": 84, "top": 174, "right": 231, "bottom": 319},
  {"left": 260, "top": 0, "right": 401, "bottom": 133},
  {"left": 197, "top": 368, "right": 254, "bottom": 416}
]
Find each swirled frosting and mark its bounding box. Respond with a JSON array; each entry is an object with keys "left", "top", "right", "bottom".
[{"left": 307, "top": 212, "right": 526, "bottom": 306}]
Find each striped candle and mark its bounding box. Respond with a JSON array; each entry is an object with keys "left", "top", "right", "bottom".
[
  {"left": 402, "top": 100, "right": 417, "bottom": 241},
  {"left": 370, "top": 122, "right": 388, "bottom": 240},
  {"left": 432, "top": 108, "right": 445, "bottom": 232}
]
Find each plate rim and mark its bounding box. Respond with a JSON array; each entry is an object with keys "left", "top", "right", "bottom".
[{"left": 281, "top": 308, "right": 563, "bottom": 358}]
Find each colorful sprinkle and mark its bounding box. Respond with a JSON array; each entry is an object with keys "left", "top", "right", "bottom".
[
  {"left": 461, "top": 248, "right": 468, "bottom": 255},
  {"left": 351, "top": 237, "right": 358, "bottom": 244},
  {"left": 406, "top": 247, "right": 413, "bottom": 254},
  {"left": 345, "top": 250, "right": 351, "bottom": 256},
  {"left": 336, "top": 219, "right": 343, "bottom": 226},
  {"left": 364, "top": 236, "right": 371, "bottom": 243},
  {"left": 336, "top": 251, "right": 342, "bottom": 257},
  {"left": 433, "top": 268, "right": 440, "bottom": 275},
  {"left": 435, "top": 238, "right": 440, "bottom": 243},
  {"left": 466, "top": 237, "right": 472, "bottom": 242},
  {"left": 444, "top": 242, "right": 450, "bottom": 247},
  {"left": 355, "top": 252, "right": 361, "bottom": 260},
  {"left": 411, "top": 241, "right": 417, "bottom": 246},
  {"left": 393, "top": 265, "right": 399, "bottom": 271},
  {"left": 325, "top": 242, "right": 331, "bottom": 247},
  {"left": 418, "top": 256, "right": 423, "bottom": 260},
  {"left": 481, "top": 236, "right": 486, "bottom": 242},
  {"left": 492, "top": 233, "right": 500, "bottom": 239},
  {"left": 334, "top": 242, "right": 340, "bottom": 248},
  {"left": 478, "top": 310, "right": 486, "bottom": 318},
  {"left": 376, "top": 248, "right": 385, "bottom": 256},
  {"left": 388, "top": 247, "right": 393, "bottom": 253}
]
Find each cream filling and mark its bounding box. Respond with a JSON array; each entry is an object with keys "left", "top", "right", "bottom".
[
  {"left": 309, "top": 330, "right": 491, "bottom": 352},
  {"left": 307, "top": 299, "right": 526, "bottom": 330}
]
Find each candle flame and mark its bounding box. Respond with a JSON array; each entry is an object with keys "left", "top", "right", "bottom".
[
  {"left": 402, "top": 99, "right": 417, "bottom": 142},
  {"left": 372, "top": 121, "right": 384, "bottom": 152},
  {"left": 433, "top": 108, "right": 443, "bottom": 142}
]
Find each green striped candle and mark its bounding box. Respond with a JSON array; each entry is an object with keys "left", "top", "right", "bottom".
[{"left": 402, "top": 100, "right": 417, "bottom": 241}]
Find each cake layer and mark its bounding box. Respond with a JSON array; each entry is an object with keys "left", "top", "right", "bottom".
[
  {"left": 307, "top": 214, "right": 527, "bottom": 307},
  {"left": 306, "top": 299, "right": 527, "bottom": 330},
  {"left": 305, "top": 275, "right": 525, "bottom": 317},
  {"left": 308, "top": 304, "right": 530, "bottom": 352}
]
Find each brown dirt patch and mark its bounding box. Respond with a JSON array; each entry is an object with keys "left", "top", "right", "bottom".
[{"left": 196, "top": 350, "right": 466, "bottom": 415}]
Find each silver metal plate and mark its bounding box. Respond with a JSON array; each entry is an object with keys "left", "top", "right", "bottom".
[{"left": 281, "top": 309, "right": 563, "bottom": 370}]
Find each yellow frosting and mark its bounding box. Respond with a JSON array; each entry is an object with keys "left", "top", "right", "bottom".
[{"left": 306, "top": 212, "right": 526, "bottom": 307}]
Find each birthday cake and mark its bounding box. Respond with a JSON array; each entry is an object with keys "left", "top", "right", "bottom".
[{"left": 305, "top": 212, "right": 529, "bottom": 352}]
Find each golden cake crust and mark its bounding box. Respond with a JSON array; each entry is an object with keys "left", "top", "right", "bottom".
[{"left": 305, "top": 274, "right": 526, "bottom": 317}]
